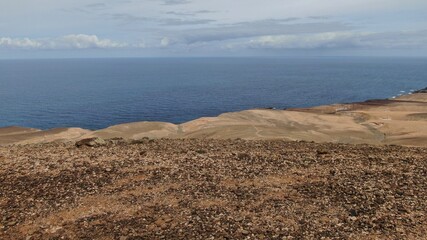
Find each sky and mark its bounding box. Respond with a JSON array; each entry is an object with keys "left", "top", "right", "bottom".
[{"left": 1, "top": 0, "right": 427, "bottom": 58}]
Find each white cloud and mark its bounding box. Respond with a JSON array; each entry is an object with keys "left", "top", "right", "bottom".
[
  {"left": 236, "top": 30, "right": 427, "bottom": 50},
  {"left": 160, "top": 37, "right": 171, "bottom": 47},
  {"left": 2, "top": 30, "right": 427, "bottom": 55},
  {"left": 247, "top": 32, "right": 369, "bottom": 49},
  {"left": 0, "top": 37, "right": 43, "bottom": 49},
  {"left": 53, "top": 34, "right": 127, "bottom": 49},
  {"left": 0, "top": 34, "right": 129, "bottom": 50}
]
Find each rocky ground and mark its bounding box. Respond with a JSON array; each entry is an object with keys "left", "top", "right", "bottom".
[{"left": 1, "top": 139, "right": 427, "bottom": 239}]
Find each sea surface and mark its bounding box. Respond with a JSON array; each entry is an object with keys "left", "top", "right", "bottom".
[{"left": 0, "top": 57, "right": 426, "bottom": 130}]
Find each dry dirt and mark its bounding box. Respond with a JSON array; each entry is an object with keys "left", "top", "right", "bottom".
[{"left": 1, "top": 139, "right": 427, "bottom": 239}]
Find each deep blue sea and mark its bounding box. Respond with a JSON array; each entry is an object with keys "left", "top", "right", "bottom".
[{"left": 0, "top": 57, "right": 426, "bottom": 130}]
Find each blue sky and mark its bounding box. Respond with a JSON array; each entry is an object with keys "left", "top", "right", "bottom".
[{"left": 1, "top": 0, "right": 427, "bottom": 58}]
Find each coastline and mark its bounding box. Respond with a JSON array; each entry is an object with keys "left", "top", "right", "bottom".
[
  {"left": 1, "top": 89, "right": 427, "bottom": 239},
  {"left": 1, "top": 88, "right": 427, "bottom": 147}
]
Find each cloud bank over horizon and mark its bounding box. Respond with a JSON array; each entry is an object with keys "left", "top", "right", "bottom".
[
  {"left": 0, "top": 35, "right": 130, "bottom": 50},
  {"left": 1, "top": 0, "right": 426, "bottom": 57}
]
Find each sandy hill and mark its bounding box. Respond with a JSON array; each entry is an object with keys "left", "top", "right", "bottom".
[{"left": 1, "top": 91, "right": 426, "bottom": 147}]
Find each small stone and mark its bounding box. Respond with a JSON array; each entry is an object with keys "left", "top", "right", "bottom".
[
  {"left": 48, "top": 226, "right": 63, "bottom": 234},
  {"left": 7, "top": 221, "right": 16, "bottom": 226},
  {"left": 349, "top": 209, "right": 358, "bottom": 217},
  {"left": 75, "top": 138, "right": 107, "bottom": 147},
  {"left": 257, "top": 234, "right": 266, "bottom": 239},
  {"left": 317, "top": 149, "right": 329, "bottom": 155},
  {"left": 140, "top": 151, "right": 147, "bottom": 156},
  {"left": 237, "top": 153, "right": 250, "bottom": 160},
  {"left": 195, "top": 149, "right": 207, "bottom": 154}
]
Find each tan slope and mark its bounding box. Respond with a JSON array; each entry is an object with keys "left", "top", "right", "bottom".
[
  {"left": 345, "top": 96, "right": 427, "bottom": 147},
  {"left": 0, "top": 127, "right": 91, "bottom": 145},
  {"left": 0, "top": 127, "right": 41, "bottom": 145},
  {"left": 84, "top": 121, "right": 179, "bottom": 140},
  {"left": 289, "top": 93, "right": 427, "bottom": 147},
  {"left": 11, "top": 128, "right": 92, "bottom": 145},
  {"left": 395, "top": 93, "right": 427, "bottom": 102},
  {"left": 179, "top": 109, "right": 380, "bottom": 144},
  {"left": 0, "top": 126, "right": 40, "bottom": 136}
]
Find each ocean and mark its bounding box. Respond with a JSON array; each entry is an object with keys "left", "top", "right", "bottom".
[{"left": 0, "top": 57, "right": 426, "bottom": 130}]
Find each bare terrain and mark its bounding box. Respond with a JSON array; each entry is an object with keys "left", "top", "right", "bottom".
[
  {"left": 1, "top": 92, "right": 426, "bottom": 147},
  {"left": 1, "top": 90, "right": 427, "bottom": 239},
  {"left": 1, "top": 139, "right": 427, "bottom": 239}
]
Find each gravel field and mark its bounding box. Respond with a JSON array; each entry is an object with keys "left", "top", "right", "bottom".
[{"left": 1, "top": 139, "right": 427, "bottom": 239}]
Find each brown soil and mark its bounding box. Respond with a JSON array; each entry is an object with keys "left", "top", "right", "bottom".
[{"left": 1, "top": 139, "right": 427, "bottom": 239}]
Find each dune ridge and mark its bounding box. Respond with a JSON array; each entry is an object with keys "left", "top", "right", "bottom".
[{"left": 1, "top": 90, "right": 426, "bottom": 146}]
